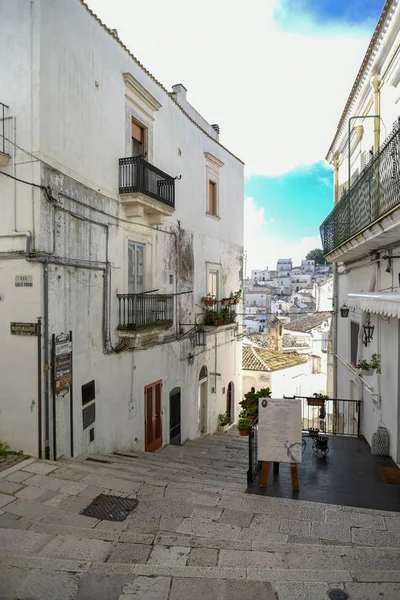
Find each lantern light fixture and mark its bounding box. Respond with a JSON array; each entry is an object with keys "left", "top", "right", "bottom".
[
  {"left": 363, "top": 312, "right": 375, "bottom": 347},
  {"left": 196, "top": 327, "right": 206, "bottom": 346},
  {"left": 340, "top": 304, "right": 350, "bottom": 318}
]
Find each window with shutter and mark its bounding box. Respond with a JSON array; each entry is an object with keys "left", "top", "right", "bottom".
[
  {"left": 132, "top": 121, "right": 144, "bottom": 157},
  {"left": 209, "top": 181, "right": 217, "bottom": 215}
]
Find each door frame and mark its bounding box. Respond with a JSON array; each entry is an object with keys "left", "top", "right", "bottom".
[
  {"left": 144, "top": 380, "right": 163, "bottom": 452},
  {"left": 169, "top": 387, "right": 181, "bottom": 446}
]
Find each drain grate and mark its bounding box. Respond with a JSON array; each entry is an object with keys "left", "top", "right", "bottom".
[
  {"left": 328, "top": 591, "right": 349, "bottom": 600},
  {"left": 80, "top": 494, "right": 138, "bottom": 522}
]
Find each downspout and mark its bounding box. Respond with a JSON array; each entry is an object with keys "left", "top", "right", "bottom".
[
  {"left": 332, "top": 157, "right": 339, "bottom": 206},
  {"left": 43, "top": 260, "right": 50, "bottom": 459},
  {"left": 332, "top": 263, "right": 338, "bottom": 399},
  {"left": 372, "top": 75, "right": 381, "bottom": 153},
  {"left": 13, "top": 117, "right": 17, "bottom": 231}
]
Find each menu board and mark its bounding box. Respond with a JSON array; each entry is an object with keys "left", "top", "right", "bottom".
[{"left": 258, "top": 398, "right": 302, "bottom": 464}]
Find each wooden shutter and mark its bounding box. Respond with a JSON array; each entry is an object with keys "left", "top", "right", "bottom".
[
  {"left": 209, "top": 181, "right": 216, "bottom": 215},
  {"left": 132, "top": 121, "right": 143, "bottom": 142}
]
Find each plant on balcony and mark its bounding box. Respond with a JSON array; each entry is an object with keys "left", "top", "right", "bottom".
[
  {"left": 212, "top": 313, "right": 224, "bottom": 326},
  {"left": 239, "top": 387, "right": 271, "bottom": 420},
  {"left": 357, "top": 353, "right": 381, "bottom": 376},
  {"left": 221, "top": 298, "right": 230, "bottom": 306},
  {"left": 233, "top": 289, "right": 242, "bottom": 304},
  {"left": 238, "top": 416, "right": 252, "bottom": 436},
  {"left": 202, "top": 294, "right": 216, "bottom": 306}
]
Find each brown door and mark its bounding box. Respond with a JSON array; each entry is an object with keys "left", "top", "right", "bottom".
[
  {"left": 145, "top": 381, "right": 162, "bottom": 452},
  {"left": 226, "top": 382, "right": 232, "bottom": 423}
]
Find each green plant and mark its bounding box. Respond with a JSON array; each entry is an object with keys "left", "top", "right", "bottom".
[
  {"left": 240, "top": 387, "right": 272, "bottom": 419},
  {"left": 0, "top": 442, "right": 23, "bottom": 457},
  {"left": 218, "top": 412, "right": 230, "bottom": 426},
  {"left": 238, "top": 417, "right": 252, "bottom": 429},
  {"left": 313, "top": 393, "right": 329, "bottom": 400},
  {"left": 357, "top": 353, "right": 381, "bottom": 374}
]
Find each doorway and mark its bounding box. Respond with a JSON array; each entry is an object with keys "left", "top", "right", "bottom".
[
  {"left": 144, "top": 380, "right": 162, "bottom": 452},
  {"left": 169, "top": 387, "right": 181, "bottom": 446},
  {"left": 226, "top": 381, "right": 234, "bottom": 423},
  {"left": 198, "top": 366, "right": 208, "bottom": 435}
]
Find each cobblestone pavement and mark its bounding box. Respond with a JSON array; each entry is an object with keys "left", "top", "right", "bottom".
[
  {"left": 0, "top": 454, "right": 28, "bottom": 473},
  {"left": 1, "top": 429, "right": 400, "bottom": 599}
]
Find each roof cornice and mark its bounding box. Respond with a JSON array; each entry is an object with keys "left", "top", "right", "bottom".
[{"left": 326, "top": 0, "right": 398, "bottom": 163}]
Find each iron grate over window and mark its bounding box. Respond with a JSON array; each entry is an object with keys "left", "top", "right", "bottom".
[{"left": 80, "top": 494, "right": 138, "bottom": 522}]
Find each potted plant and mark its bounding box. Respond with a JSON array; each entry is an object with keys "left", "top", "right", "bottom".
[
  {"left": 218, "top": 411, "right": 231, "bottom": 433},
  {"left": 213, "top": 313, "right": 223, "bottom": 326},
  {"left": 229, "top": 293, "right": 235, "bottom": 305},
  {"left": 233, "top": 290, "right": 242, "bottom": 304},
  {"left": 202, "top": 294, "right": 216, "bottom": 306},
  {"left": 357, "top": 353, "right": 381, "bottom": 376},
  {"left": 238, "top": 417, "right": 252, "bottom": 436},
  {"left": 221, "top": 298, "right": 230, "bottom": 306}
]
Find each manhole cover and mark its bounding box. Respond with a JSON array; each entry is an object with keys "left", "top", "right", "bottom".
[
  {"left": 80, "top": 494, "right": 138, "bottom": 522},
  {"left": 328, "top": 591, "right": 349, "bottom": 600}
]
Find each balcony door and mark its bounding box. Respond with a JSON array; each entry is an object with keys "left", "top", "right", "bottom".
[
  {"left": 145, "top": 380, "right": 162, "bottom": 452},
  {"left": 128, "top": 241, "right": 144, "bottom": 295}
]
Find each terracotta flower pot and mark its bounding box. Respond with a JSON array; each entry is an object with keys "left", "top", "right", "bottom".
[{"left": 238, "top": 427, "right": 249, "bottom": 436}]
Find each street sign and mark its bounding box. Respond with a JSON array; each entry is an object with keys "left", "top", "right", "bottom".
[
  {"left": 10, "top": 322, "right": 38, "bottom": 336},
  {"left": 54, "top": 338, "right": 72, "bottom": 391},
  {"left": 15, "top": 275, "right": 33, "bottom": 288}
]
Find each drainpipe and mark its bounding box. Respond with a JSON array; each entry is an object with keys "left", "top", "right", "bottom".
[
  {"left": 332, "top": 263, "right": 338, "bottom": 399},
  {"left": 372, "top": 75, "right": 381, "bottom": 153},
  {"left": 13, "top": 117, "right": 17, "bottom": 231},
  {"left": 43, "top": 260, "right": 50, "bottom": 458},
  {"left": 332, "top": 157, "right": 340, "bottom": 206}
]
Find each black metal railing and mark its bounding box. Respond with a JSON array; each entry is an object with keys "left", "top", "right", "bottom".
[
  {"left": 119, "top": 156, "right": 175, "bottom": 208},
  {"left": 117, "top": 293, "right": 174, "bottom": 330},
  {"left": 320, "top": 122, "right": 400, "bottom": 255},
  {"left": 247, "top": 417, "right": 260, "bottom": 484},
  {"left": 0, "top": 101, "right": 9, "bottom": 156},
  {"left": 284, "top": 395, "right": 362, "bottom": 437}
]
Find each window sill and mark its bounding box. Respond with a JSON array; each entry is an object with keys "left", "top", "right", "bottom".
[{"left": 206, "top": 212, "right": 221, "bottom": 221}]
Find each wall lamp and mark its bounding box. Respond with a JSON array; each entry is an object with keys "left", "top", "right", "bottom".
[
  {"left": 363, "top": 312, "right": 375, "bottom": 347},
  {"left": 340, "top": 304, "right": 350, "bottom": 318},
  {"left": 196, "top": 328, "right": 206, "bottom": 346},
  {"left": 382, "top": 254, "right": 400, "bottom": 274}
]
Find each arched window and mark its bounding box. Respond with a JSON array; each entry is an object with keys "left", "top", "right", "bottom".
[{"left": 199, "top": 366, "right": 208, "bottom": 380}]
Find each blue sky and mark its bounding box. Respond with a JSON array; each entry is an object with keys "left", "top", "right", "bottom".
[{"left": 276, "top": 0, "right": 385, "bottom": 26}]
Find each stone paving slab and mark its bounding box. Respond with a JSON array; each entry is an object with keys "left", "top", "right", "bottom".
[
  {"left": 0, "top": 527, "right": 51, "bottom": 554},
  {"left": 0, "top": 480, "right": 24, "bottom": 494},
  {"left": 246, "top": 567, "right": 353, "bottom": 582},
  {"left": 273, "top": 582, "right": 346, "bottom": 600},
  {"left": 0, "top": 493, "right": 16, "bottom": 509},
  {"left": 345, "top": 582, "right": 400, "bottom": 599},
  {"left": 219, "top": 549, "right": 287, "bottom": 568},
  {"left": 39, "top": 534, "right": 112, "bottom": 561},
  {"left": 75, "top": 574, "right": 133, "bottom": 600},
  {"left": 325, "top": 507, "right": 386, "bottom": 530},
  {"left": 148, "top": 546, "right": 190, "bottom": 566},
  {"left": 169, "top": 577, "right": 275, "bottom": 600},
  {"left": 120, "top": 576, "right": 171, "bottom": 600},
  {"left": 188, "top": 547, "right": 219, "bottom": 566},
  {"left": 0, "top": 554, "right": 91, "bottom": 573},
  {"left": 3, "top": 470, "right": 34, "bottom": 483},
  {"left": 107, "top": 543, "right": 152, "bottom": 564}
]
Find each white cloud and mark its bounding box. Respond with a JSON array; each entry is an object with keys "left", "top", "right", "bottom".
[
  {"left": 244, "top": 197, "right": 321, "bottom": 272},
  {"left": 87, "top": 0, "right": 371, "bottom": 176}
]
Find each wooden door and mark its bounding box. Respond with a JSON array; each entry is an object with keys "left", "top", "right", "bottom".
[
  {"left": 145, "top": 381, "right": 162, "bottom": 452},
  {"left": 200, "top": 381, "right": 208, "bottom": 434}
]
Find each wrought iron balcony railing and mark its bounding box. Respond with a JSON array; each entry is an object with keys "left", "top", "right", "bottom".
[
  {"left": 320, "top": 122, "right": 400, "bottom": 256},
  {"left": 117, "top": 293, "right": 174, "bottom": 330},
  {"left": 119, "top": 156, "right": 175, "bottom": 208}
]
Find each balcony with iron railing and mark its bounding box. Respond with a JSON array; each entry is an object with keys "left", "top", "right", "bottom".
[
  {"left": 119, "top": 156, "right": 175, "bottom": 225},
  {"left": 320, "top": 122, "right": 400, "bottom": 260},
  {"left": 117, "top": 293, "right": 174, "bottom": 331},
  {"left": 0, "top": 102, "right": 11, "bottom": 166}
]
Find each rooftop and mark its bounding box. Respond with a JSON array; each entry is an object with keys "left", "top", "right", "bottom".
[
  {"left": 242, "top": 345, "right": 308, "bottom": 372},
  {"left": 287, "top": 312, "right": 331, "bottom": 333},
  {"left": 282, "top": 333, "right": 309, "bottom": 349}
]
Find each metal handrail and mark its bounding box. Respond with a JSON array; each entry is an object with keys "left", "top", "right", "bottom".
[
  {"left": 119, "top": 156, "right": 175, "bottom": 208},
  {"left": 117, "top": 292, "right": 174, "bottom": 330},
  {"left": 320, "top": 122, "right": 400, "bottom": 255}
]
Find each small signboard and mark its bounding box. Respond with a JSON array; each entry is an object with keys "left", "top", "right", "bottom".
[
  {"left": 10, "top": 322, "right": 38, "bottom": 336},
  {"left": 258, "top": 397, "right": 302, "bottom": 464},
  {"left": 15, "top": 275, "right": 33, "bottom": 288},
  {"left": 54, "top": 338, "right": 72, "bottom": 392}
]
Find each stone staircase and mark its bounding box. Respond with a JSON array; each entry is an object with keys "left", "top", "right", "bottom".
[{"left": 1, "top": 429, "right": 400, "bottom": 599}]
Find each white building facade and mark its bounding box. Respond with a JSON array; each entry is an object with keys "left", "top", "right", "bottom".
[
  {"left": 0, "top": 0, "right": 244, "bottom": 458},
  {"left": 320, "top": 0, "right": 400, "bottom": 461}
]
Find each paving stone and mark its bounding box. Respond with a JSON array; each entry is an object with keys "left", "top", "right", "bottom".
[
  {"left": 0, "top": 480, "right": 24, "bottom": 494},
  {"left": 286, "top": 534, "right": 323, "bottom": 545},
  {"left": 126, "top": 516, "right": 160, "bottom": 534},
  {"left": 57, "top": 494, "right": 93, "bottom": 512},
  {"left": 159, "top": 514, "right": 184, "bottom": 532},
  {"left": 2, "top": 554, "right": 91, "bottom": 573},
  {"left": 76, "top": 573, "right": 132, "bottom": 600},
  {"left": 120, "top": 576, "right": 171, "bottom": 600},
  {"left": 16, "top": 485, "right": 50, "bottom": 500},
  {"left": 248, "top": 514, "right": 280, "bottom": 532},
  {"left": 239, "top": 528, "right": 288, "bottom": 543},
  {"left": 280, "top": 518, "right": 311, "bottom": 537},
  {"left": 41, "top": 510, "right": 99, "bottom": 528},
  {"left": 107, "top": 543, "right": 152, "bottom": 564},
  {"left": 177, "top": 518, "right": 241, "bottom": 541},
  {"left": 95, "top": 519, "right": 129, "bottom": 532},
  {"left": 247, "top": 568, "right": 352, "bottom": 582},
  {"left": 219, "top": 549, "right": 287, "bottom": 568},
  {"left": 218, "top": 508, "right": 254, "bottom": 528},
  {"left": 0, "top": 493, "right": 16, "bottom": 509},
  {"left": 18, "top": 569, "right": 82, "bottom": 600},
  {"left": 352, "top": 528, "right": 400, "bottom": 547},
  {"left": 119, "top": 532, "right": 155, "bottom": 545},
  {"left": 273, "top": 582, "right": 346, "bottom": 600},
  {"left": 342, "top": 555, "right": 400, "bottom": 570},
  {"left": 169, "top": 577, "right": 275, "bottom": 600},
  {"left": 0, "top": 512, "right": 32, "bottom": 530},
  {"left": 188, "top": 547, "right": 219, "bottom": 566},
  {"left": 0, "top": 527, "right": 51, "bottom": 553},
  {"left": 23, "top": 473, "right": 64, "bottom": 491},
  {"left": 345, "top": 582, "right": 400, "bottom": 599},
  {"left": 351, "top": 570, "right": 400, "bottom": 582},
  {"left": 137, "top": 484, "right": 166, "bottom": 501},
  {"left": 311, "top": 521, "right": 352, "bottom": 543},
  {"left": 298, "top": 503, "right": 325, "bottom": 522},
  {"left": 287, "top": 550, "right": 345, "bottom": 569},
  {"left": 187, "top": 492, "right": 220, "bottom": 506},
  {"left": 385, "top": 516, "right": 400, "bottom": 534},
  {"left": 80, "top": 473, "right": 141, "bottom": 494},
  {"left": 49, "top": 467, "right": 86, "bottom": 482},
  {"left": 30, "top": 522, "right": 120, "bottom": 541},
  {"left": 218, "top": 496, "right": 245, "bottom": 511},
  {"left": 39, "top": 534, "right": 112, "bottom": 561},
  {"left": 44, "top": 492, "right": 70, "bottom": 507},
  {"left": 59, "top": 481, "right": 89, "bottom": 495},
  {"left": 132, "top": 564, "right": 246, "bottom": 579},
  {"left": 0, "top": 566, "right": 30, "bottom": 596},
  {"left": 325, "top": 507, "right": 386, "bottom": 530},
  {"left": 190, "top": 507, "right": 222, "bottom": 521},
  {"left": 159, "top": 501, "right": 194, "bottom": 518},
  {"left": 23, "top": 462, "right": 60, "bottom": 475},
  {"left": 148, "top": 545, "right": 190, "bottom": 566},
  {"left": 154, "top": 533, "right": 251, "bottom": 551},
  {"left": 77, "top": 485, "right": 104, "bottom": 499},
  {"left": 3, "top": 470, "right": 34, "bottom": 483}
]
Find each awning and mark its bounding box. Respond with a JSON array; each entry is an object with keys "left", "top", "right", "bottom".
[{"left": 348, "top": 292, "right": 400, "bottom": 318}]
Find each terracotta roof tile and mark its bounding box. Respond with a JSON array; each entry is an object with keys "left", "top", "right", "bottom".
[
  {"left": 286, "top": 312, "right": 331, "bottom": 333},
  {"left": 242, "top": 345, "right": 308, "bottom": 372}
]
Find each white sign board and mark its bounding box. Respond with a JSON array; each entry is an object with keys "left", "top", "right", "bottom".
[
  {"left": 258, "top": 398, "right": 302, "bottom": 464},
  {"left": 15, "top": 275, "right": 33, "bottom": 288}
]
